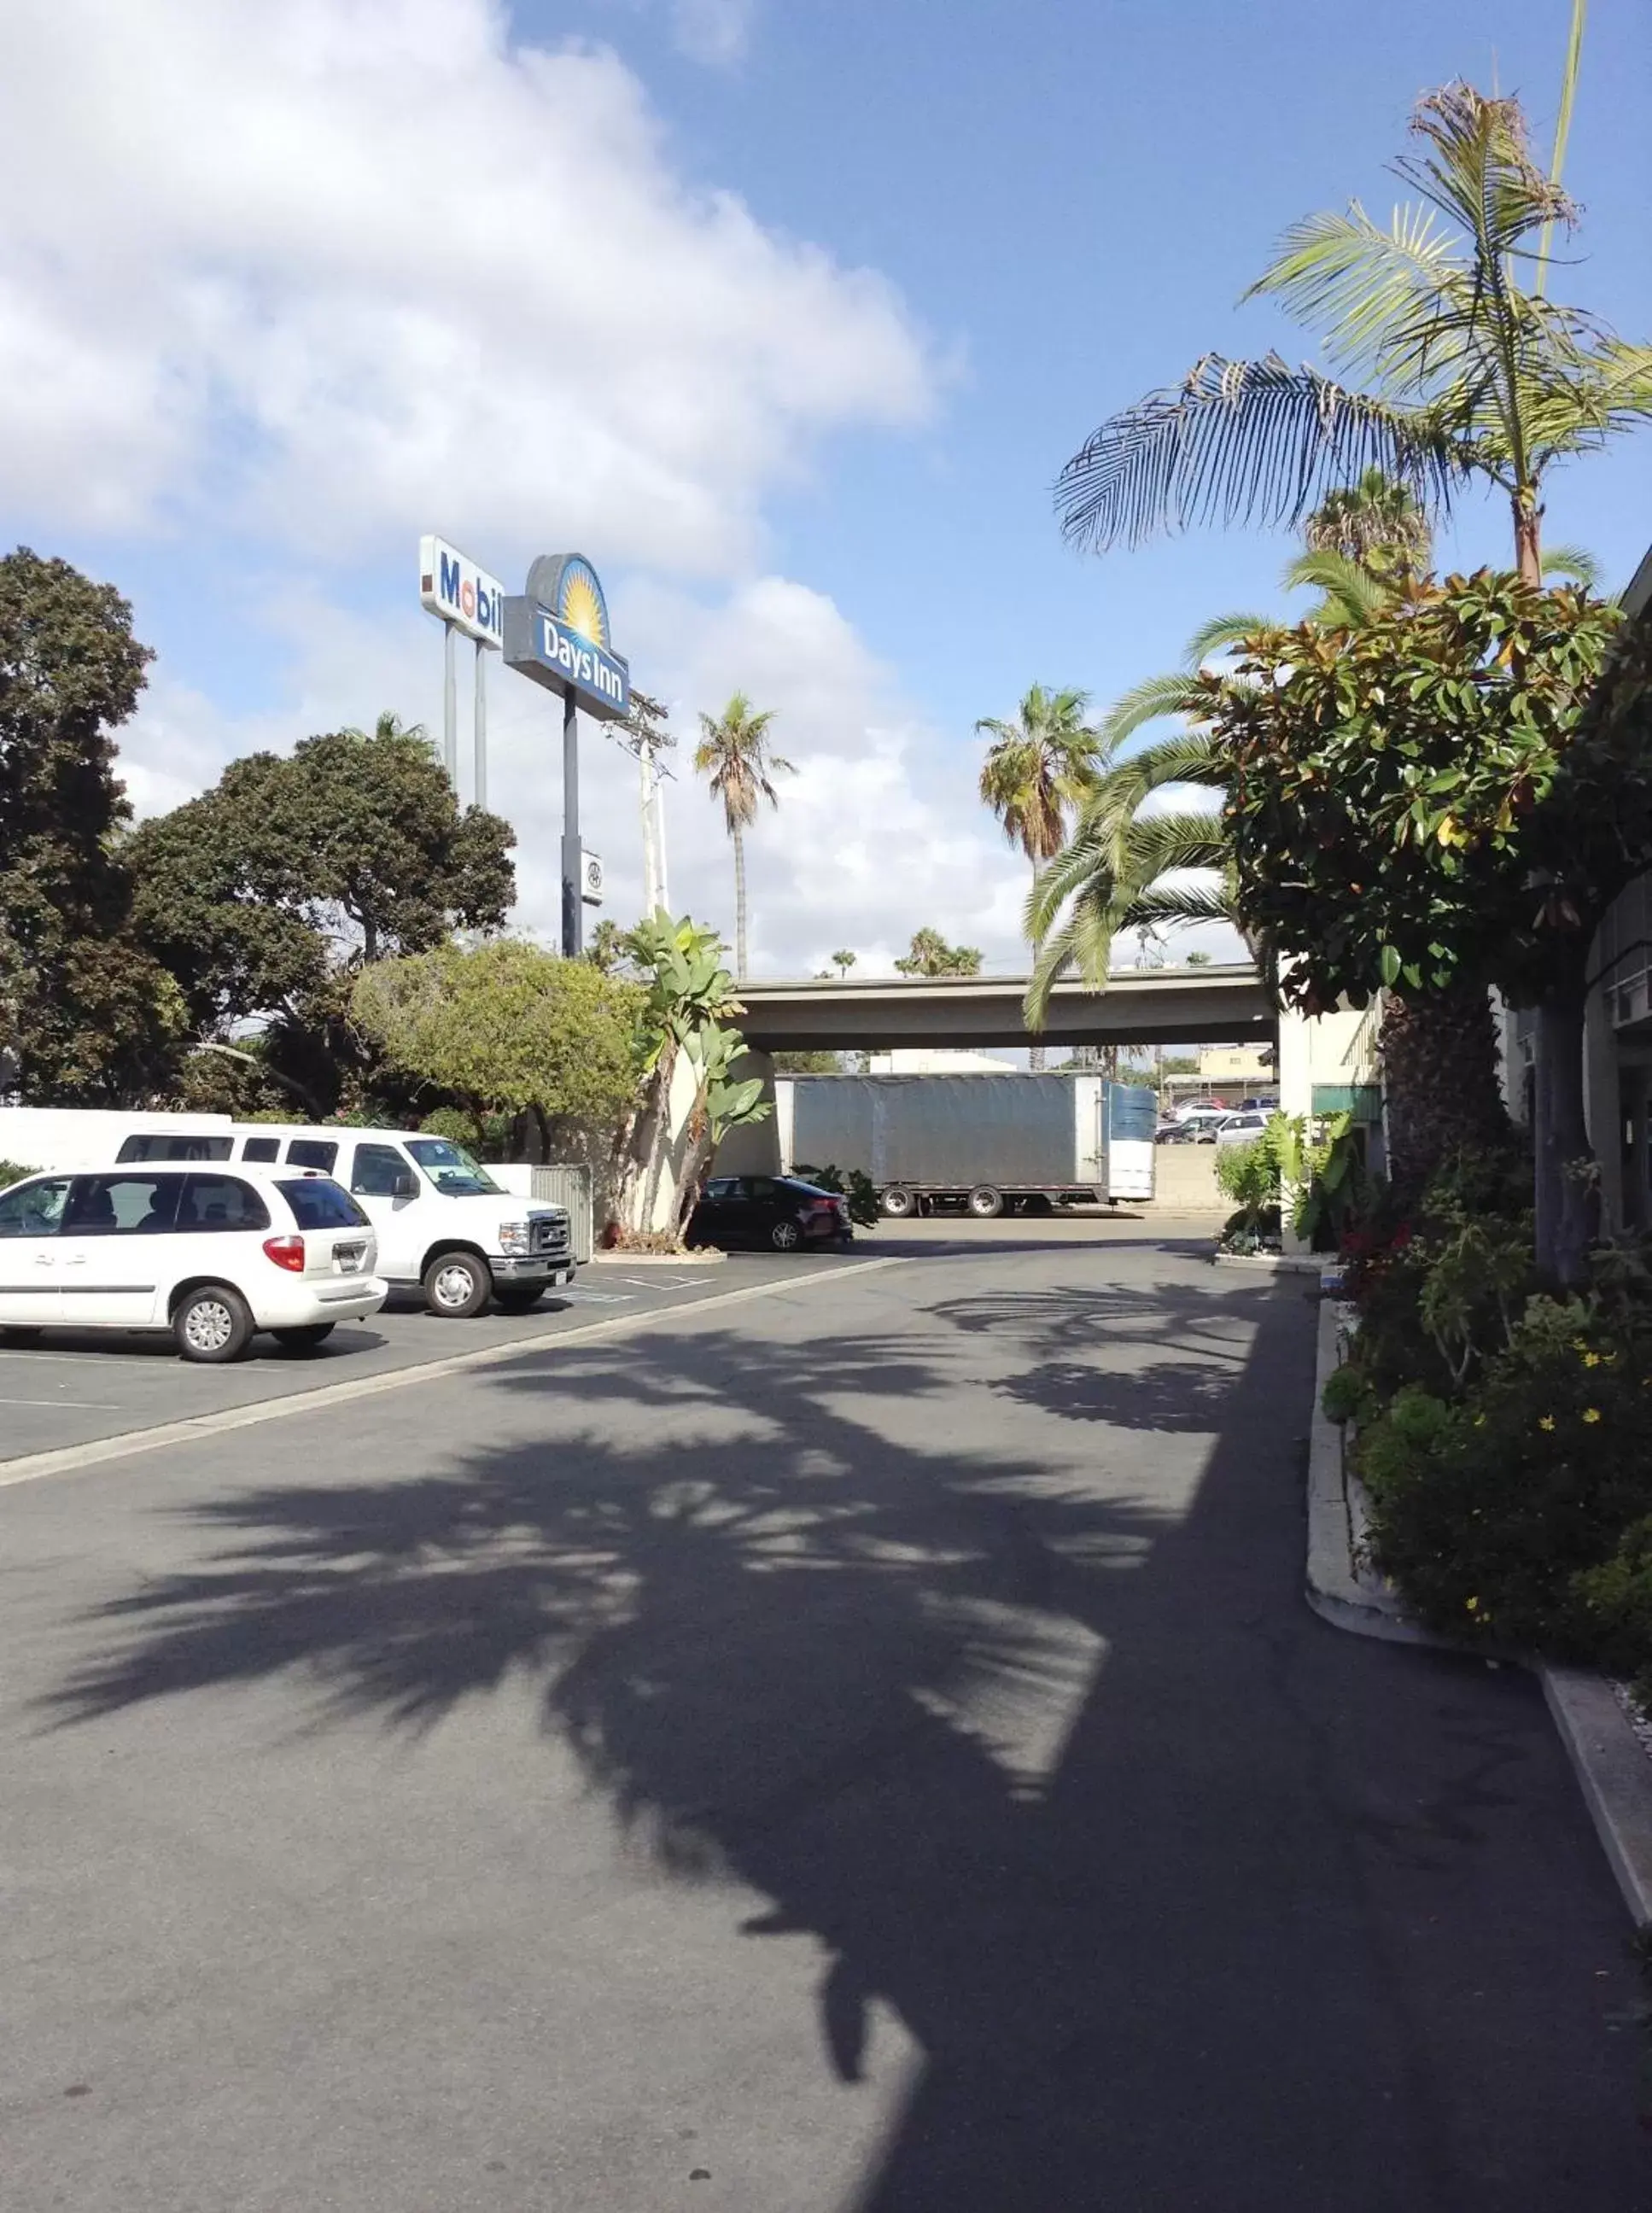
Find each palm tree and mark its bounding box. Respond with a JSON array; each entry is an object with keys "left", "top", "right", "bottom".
[
  {"left": 692, "top": 693, "right": 794, "bottom": 980},
  {"left": 978, "top": 685, "right": 1100, "bottom": 1066},
  {"left": 829, "top": 949, "right": 857, "bottom": 978},
  {"left": 1056, "top": 84, "right": 1652, "bottom": 587},
  {"left": 1023, "top": 478, "right": 1433, "bottom": 1026}
]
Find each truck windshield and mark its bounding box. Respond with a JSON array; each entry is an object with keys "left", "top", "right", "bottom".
[{"left": 404, "top": 1139, "right": 501, "bottom": 1198}]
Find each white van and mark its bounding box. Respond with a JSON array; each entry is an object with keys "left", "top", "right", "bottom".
[
  {"left": 201, "top": 1126, "right": 575, "bottom": 1317},
  {"left": 0, "top": 1162, "right": 387, "bottom": 1361}
]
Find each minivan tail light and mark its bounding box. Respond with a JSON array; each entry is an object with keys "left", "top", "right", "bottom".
[{"left": 262, "top": 1234, "right": 306, "bottom": 1273}]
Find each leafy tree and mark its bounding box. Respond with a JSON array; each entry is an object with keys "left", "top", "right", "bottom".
[
  {"left": 131, "top": 722, "right": 514, "bottom": 1112},
  {"left": 1058, "top": 84, "right": 1652, "bottom": 587},
  {"left": 894, "top": 927, "right": 983, "bottom": 978},
  {"left": 978, "top": 684, "right": 1100, "bottom": 1065},
  {"left": 773, "top": 1050, "right": 841, "bottom": 1074},
  {"left": 829, "top": 948, "right": 857, "bottom": 977},
  {"left": 692, "top": 692, "right": 794, "bottom": 979},
  {"left": 584, "top": 918, "right": 634, "bottom": 976},
  {"left": 1209, "top": 571, "right": 1639, "bottom": 1281},
  {"left": 0, "top": 548, "right": 184, "bottom": 1101},
  {"left": 352, "top": 939, "right": 642, "bottom": 1159}
]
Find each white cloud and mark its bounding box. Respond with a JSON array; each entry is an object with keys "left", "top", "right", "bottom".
[
  {"left": 116, "top": 573, "right": 1038, "bottom": 979},
  {"left": 669, "top": 0, "right": 757, "bottom": 65},
  {"left": 0, "top": 0, "right": 930, "bottom": 572}
]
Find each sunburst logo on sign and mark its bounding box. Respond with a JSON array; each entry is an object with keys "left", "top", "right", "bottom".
[{"left": 557, "top": 558, "right": 609, "bottom": 649}]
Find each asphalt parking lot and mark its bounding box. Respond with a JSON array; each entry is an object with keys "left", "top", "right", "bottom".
[
  {"left": 0, "top": 1215, "right": 1223, "bottom": 1471},
  {"left": 0, "top": 1252, "right": 872, "bottom": 1465}
]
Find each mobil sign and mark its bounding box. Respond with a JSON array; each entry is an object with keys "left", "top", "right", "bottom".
[{"left": 418, "top": 534, "right": 504, "bottom": 648}]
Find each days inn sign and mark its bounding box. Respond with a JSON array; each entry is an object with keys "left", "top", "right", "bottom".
[{"left": 503, "top": 553, "right": 630, "bottom": 722}]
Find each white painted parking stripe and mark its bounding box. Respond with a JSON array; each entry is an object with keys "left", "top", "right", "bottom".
[
  {"left": 0, "top": 1257, "right": 909, "bottom": 1492},
  {"left": 0, "top": 1397, "right": 123, "bottom": 1410}
]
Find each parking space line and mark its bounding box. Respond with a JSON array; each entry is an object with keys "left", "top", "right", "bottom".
[
  {"left": 0, "top": 1396, "right": 123, "bottom": 1410},
  {"left": 0, "top": 1257, "right": 909, "bottom": 1492}
]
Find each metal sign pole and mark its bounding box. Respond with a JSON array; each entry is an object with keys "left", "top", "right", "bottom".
[
  {"left": 442, "top": 618, "right": 458, "bottom": 790},
  {"left": 473, "top": 639, "right": 487, "bottom": 812},
  {"left": 561, "top": 691, "right": 581, "bottom": 957}
]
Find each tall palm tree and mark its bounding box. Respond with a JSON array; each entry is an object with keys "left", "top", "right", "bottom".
[
  {"left": 1056, "top": 84, "right": 1652, "bottom": 587},
  {"left": 978, "top": 685, "right": 1100, "bottom": 1066},
  {"left": 692, "top": 693, "right": 794, "bottom": 980},
  {"left": 1024, "top": 478, "right": 1438, "bottom": 1027}
]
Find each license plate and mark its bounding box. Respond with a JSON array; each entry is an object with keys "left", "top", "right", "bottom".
[{"left": 335, "top": 1241, "right": 366, "bottom": 1274}]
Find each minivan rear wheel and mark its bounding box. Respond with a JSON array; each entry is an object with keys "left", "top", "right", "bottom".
[
  {"left": 174, "top": 1284, "right": 254, "bottom": 1364},
  {"left": 423, "top": 1249, "right": 491, "bottom": 1318}
]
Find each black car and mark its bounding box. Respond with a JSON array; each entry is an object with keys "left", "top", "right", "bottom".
[{"left": 686, "top": 1175, "right": 852, "bottom": 1252}]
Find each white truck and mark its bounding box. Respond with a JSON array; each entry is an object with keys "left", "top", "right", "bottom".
[{"left": 769, "top": 1071, "right": 1156, "bottom": 1217}]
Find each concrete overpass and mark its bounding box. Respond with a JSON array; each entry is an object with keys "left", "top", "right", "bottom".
[{"left": 735, "top": 963, "right": 1273, "bottom": 1052}]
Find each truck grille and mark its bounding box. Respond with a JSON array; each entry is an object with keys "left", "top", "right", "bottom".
[{"left": 529, "top": 1211, "right": 570, "bottom": 1258}]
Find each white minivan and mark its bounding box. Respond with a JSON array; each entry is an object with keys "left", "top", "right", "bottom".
[
  {"left": 170, "top": 1126, "right": 575, "bottom": 1317},
  {"left": 0, "top": 1163, "right": 387, "bottom": 1361}
]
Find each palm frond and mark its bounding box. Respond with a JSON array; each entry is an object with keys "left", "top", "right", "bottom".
[
  {"left": 1281, "top": 548, "right": 1394, "bottom": 625},
  {"left": 1056, "top": 353, "right": 1464, "bottom": 555},
  {"left": 1539, "top": 542, "right": 1603, "bottom": 591},
  {"left": 1246, "top": 201, "right": 1468, "bottom": 389},
  {"left": 1096, "top": 672, "right": 1203, "bottom": 749},
  {"left": 1118, "top": 878, "right": 1239, "bottom": 931},
  {"left": 1181, "top": 612, "right": 1275, "bottom": 668}
]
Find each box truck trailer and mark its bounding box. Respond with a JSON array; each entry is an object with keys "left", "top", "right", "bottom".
[{"left": 772, "top": 1072, "right": 1155, "bottom": 1217}]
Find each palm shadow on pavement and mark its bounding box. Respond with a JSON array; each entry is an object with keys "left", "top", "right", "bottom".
[{"left": 35, "top": 1264, "right": 1648, "bottom": 2212}]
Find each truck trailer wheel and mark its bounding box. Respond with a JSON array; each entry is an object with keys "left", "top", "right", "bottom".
[
  {"left": 967, "top": 1184, "right": 1005, "bottom": 1220},
  {"left": 880, "top": 1186, "right": 917, "bottom": 1219}
]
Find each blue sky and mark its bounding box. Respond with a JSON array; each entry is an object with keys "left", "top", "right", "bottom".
[
  {"left": 2, "top": 0, "right": 1648, "bottom": 974},
  {"left": 581, "top": 0, "right": 1652, "bottom": 728}
]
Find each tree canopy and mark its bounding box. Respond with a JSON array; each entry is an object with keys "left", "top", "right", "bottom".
[
  {"left": 1207, "top": 573, "right": 1633, "bottom": 1013},
  {"left": 0, "top": 548, "right": 184, "bottom": 1101},
  {"left": 894, "top": 928, "right": 983, "bottom": 977},
  {"left": 352, "top": 938, "right": 641, "bottom": 1152}
]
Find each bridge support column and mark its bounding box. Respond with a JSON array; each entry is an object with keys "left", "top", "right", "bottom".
[{"left": 710, "top": 1050, "right": 780, "bottom": 1177}]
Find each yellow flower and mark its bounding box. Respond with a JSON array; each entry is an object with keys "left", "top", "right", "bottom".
[
  {"left": 1583, "top": 1351, "right": 1601, "bottom": 1369},
  {"left": 1465, "top": 1597, "right": 1480, "bottom": 1613},
  {"left": 1582, "top": 1407, "right": 1602, "bottom": 1424},
  {"left": 1538, "top": 1415, "right": 1556, "bottom": 1432}
]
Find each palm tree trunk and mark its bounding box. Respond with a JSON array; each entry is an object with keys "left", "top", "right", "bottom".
[
  {"left": 1380, "top": 980, "right": 1509, "bottom": 1201},
  {"left": 1513, "top": 493, "right": 1542, "bottom": 587},
  {"left": 733, "top": 823, "right": 748, "bottom": 980},
  {"left": 1027, "top": 859, "right": 1046, "bottom": 1071}
]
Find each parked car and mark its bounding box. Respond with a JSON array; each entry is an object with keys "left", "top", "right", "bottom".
[
  {"left": 1155, "top": 1121, "right": 1202, "bottom": 1144},
  {"left": 0, "top": 1164, "right": 388, "bottom": 1362},
  {"left": 686, "top": 1175, "right": 852, "bottom": 1252},
  {"left": 1214, "top": 1110, "right": 1275, "bottom": 1145}
]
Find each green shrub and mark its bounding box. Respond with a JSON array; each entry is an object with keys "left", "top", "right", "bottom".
[
  {"left": 1359, "top": 1315, "right": 1652, "bottom": 1651},
  {"left": 1573, "top": 1518, "right": 1652, "bottom": 1709},
  {"left": 793, "top": 1161, "right": 879, "bottom": 1228},
  {"left": 0, "top": 1160, "right": 37, "bottom": 1189},
  {"left": 1319, "top": 1363, "right": 1365, "bottom": 1426}
]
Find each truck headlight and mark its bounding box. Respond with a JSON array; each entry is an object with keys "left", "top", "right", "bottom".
[{"left": 498, "top": 1220, "right": 531, "bottom": 1255}]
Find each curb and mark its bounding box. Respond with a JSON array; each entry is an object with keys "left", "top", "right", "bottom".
[
  {"left": 1214, "top": 1251, "right": 1325, "bottom": 1277},
  {"left": 1307, "top": 1297, "right": 1652, "bottom": 1924},
  {"left": 590, "top": 1250, "right": 727, "bottom": 1266}
]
